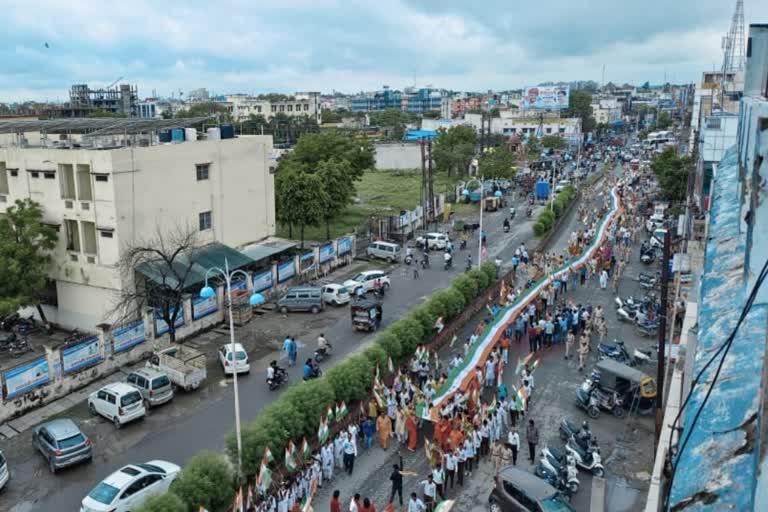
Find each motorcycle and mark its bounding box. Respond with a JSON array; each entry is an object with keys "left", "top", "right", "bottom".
[
  {"left": 538, "top": 446, "right": 580, "bottom": 494},
  {"left": 576, "top": 377, "right": 625, "bottom": 418},
  {"left": 303, "top": 361, "right": 322, "bottom": 381},
  {"left": 444, "top": 256, "right": 453, "bottom": 271},
  {"left": 267, "top": 366, "right": 289, "bottom": 391},
  {"left": 636, "top": 318, "right": 659, "bottom": 337},
  {"left": 559, "top": 417, "right": 594, "bottom": 452},
  {"left": 404, "top": 253, "right": 414, "bottom": 265},
  {"left": 503, "top": 224, "right": 510, "bottom": 233},
  {"left": 509, "top": 207, "right": 516, "bottom": 220},
  {"left": 526, "top": 208, "right": 533, "bottom": 218},
  {"left": 421, "top": 254, "right": 430, "bottom": 269},
  {"left": 459, "top": 239, "right": 467, "bottom": 251},
  {"left": 597, "top": 339, "right": 653, "bottom": 366},
  {"left": 565, "top": 437, "right": 605, "bottom": 478},
  {"left": 638, "top": 272, "right": 659, "bottom": 290},
  {"left": 640, "top": 242, "right": 655, "bottom": 264},
  {"left": 314, "top": 342, "right": 333, "bottom": 363}
]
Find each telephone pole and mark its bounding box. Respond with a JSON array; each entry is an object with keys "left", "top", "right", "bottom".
[{"left": 655, "top": 229, "right": 672, "bottom": 446}]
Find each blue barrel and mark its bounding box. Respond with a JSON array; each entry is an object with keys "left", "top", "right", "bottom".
[
  {"left": 158, "top": 129, "right": 172, "bottom": 143},
  {"left": 220, "top": 124, "right": 235, "bottom": 139},
  {"left": 171, "top": 128, "right": 185, "bottom": 142}
]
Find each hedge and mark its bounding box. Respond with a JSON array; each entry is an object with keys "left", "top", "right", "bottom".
[
  {"left": 135, "top": 492, "right": 187, "bottom": 512},
  {"left": 534, "top": 185, "right": 578, "bottom": 238}
]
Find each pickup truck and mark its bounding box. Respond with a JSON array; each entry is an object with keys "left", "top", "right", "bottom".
[{"left": 147, "top": 345, "right": 207, "bottom": 392}]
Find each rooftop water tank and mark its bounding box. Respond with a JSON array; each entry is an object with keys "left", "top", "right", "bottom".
[
  {"left": 159, "top": 129, "right": 172, "bottom": 143},
  {"left": 184, "top": 128, "right": 197, "bottom": 142},
  {"left": 220, "top": 124, "right": 235, "bottom": 139},
  {"left": 207, "top": 127, "right": 221, "bottom": 140},
  {"left": 171, "top": 128, "right": 185, "bottom": 142}
]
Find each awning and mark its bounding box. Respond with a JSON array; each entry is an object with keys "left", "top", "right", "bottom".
[{"left": 240, "top": 238, "right": 296, "bottom": 263}]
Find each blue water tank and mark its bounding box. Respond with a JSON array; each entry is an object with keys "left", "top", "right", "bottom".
[
  {"left": 171, "top": 128, "right": 185, "bottom": 142},
  {"left": 159, "top": 129, "right": 172, "bottom": 143},
  {"left": 220, "top": 124, "right": 235, "bottom": 139}
]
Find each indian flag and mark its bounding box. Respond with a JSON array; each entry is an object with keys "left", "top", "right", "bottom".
[
  {"left": 336, "top": 401, "right": 348, "bottom": 419},
  {"left": 515, "top": 353, "right": 534, "bottom": 375},
  {"left": 257, "top": 462, "right": 272, "bottom": 491},
  {"left": 388, "top": 356, "right": 394, "bottom": 373},
  {"left": 488, "top": 396, "right": 497, "bottom": 414},
  {"left": 318, "top": 417, "right": 329, "bottom": 444},
  {"left": 373, "top": 389, "right": 384, "bottom": 408},
  {"left": 530, "top": 359, "right": 540, "bottom": 372},
  {"left": 301, "top": 437, "right": 311, "bottom": 461},
  {"left": 327, "top": 405, "right": 335, "bottom": 423},
  {"left": 285, "top": 444, "right": 298, "bottom": 473},
  {"left": 434, "top": 500, "right": 456, "bottom": 512},
  {"left": 233, "top": 488, "right": 244, "bottom": 512},
  {"left": 424, "top": 438, "right": 433, "bottom": 464},
  {"left": 516, "top": 386, "right": 528, "bottom": 410},
  {"left": 263, "top": 446, "right": 274, "bottom": 465}
]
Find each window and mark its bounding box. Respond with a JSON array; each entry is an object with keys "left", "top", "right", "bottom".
[
  {"left": 304, "top": 104, "right": 309, "bottom": 111},
  {"left": 287, "top": 105, "right": 293, "bottom": 112},
  {"left": 279, "top": 105, "right": 285, "bottom": 112},
  {"left": 31, "top": 171, "right": 40, "bottom": 178},
  {"left": 99, "top": 231, "right": 113, "bottom": 238},
  {"left": 95, "top": 175, "right": 109, "bottom": 182},
  {"left": 10, "top": 170, "right": 18, "bottom": 177},
  {"left": 106, "top": 393, "right": 116, "bottom": 405},
  {"left": 44, "top": 172, "right": 55, "bottom": 179},
  {"left": 546, "top": 128, "right": 553, "bottom": 134},
  {"left": 195, "top": 163, "right": 210, "bottom": 181},
  {"left": 271, "top": 105, "right": 277, "bottom": 112},
  {"left": 199, "top": 211, "right": 212, "bottom": 231}
]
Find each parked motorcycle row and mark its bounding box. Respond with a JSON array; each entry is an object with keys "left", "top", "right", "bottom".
[{"left": 615, "top": 293, "right": 662, "bottom": 338}]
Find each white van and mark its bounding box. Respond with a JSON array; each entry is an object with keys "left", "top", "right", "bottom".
[
  {"left": 417, "top": 232, "right": 450, "bottom": 250},
  {"left": 366, "top": 241, "right": 401, "bottom": 262}
]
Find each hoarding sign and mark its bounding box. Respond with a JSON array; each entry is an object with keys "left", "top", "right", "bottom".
[
  {"left": 338, "top": 237, "right": 351, "bottom": 255},
  {"left": 192, "top": 293, "right": 218, "bottom": 320},
  {"left": 4, "top": 357, "right": 49, "bottom": 399},
  {"left": 231, "top": 278, "right": 248, "bottom": 291},
  {"left": 62, "top": 337, "right": 102, "bottom": 373},
  {"left": 252, "top": 270, "right": 273, "bottom": 292},
  {"left": 154, "top": 307, "right": 185, "bottom": 337},
  {"left": 319, "top": 243, "right": 335, "bottom": 263},
  {"left": 112, "top": 320, "right": 146, "bottom": 353},
  {"left": 278, "top": 260, "right": 296, "bottom": 282},
  {"left": 522, "top": 85, "right": 570, "bottom": 110}
]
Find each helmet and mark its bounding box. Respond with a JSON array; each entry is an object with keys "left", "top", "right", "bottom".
[{"left": 582, "top": 421, "right": 589, "bottom": 431}]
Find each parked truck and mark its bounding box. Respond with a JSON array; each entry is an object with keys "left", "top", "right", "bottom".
[{"left": 147, "top": 345, "right": 207, "bottom": 392}]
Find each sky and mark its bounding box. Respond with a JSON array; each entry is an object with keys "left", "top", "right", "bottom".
[{"left": 3, "top": 0, "right": 768, "bottom": 102}]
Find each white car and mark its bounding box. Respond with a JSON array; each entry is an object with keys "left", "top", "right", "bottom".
[
  {"left": 88, "top": 383, "right": 146, "bottom": 429},
  {"left": 416, "top": 232, "right": 450, "bottom": 250},
  {"left": 322, "top": 284, "right": 351, "bottom": 306},
  {"left": 218, "top": 343, "right": 250, "bottom": 375},
  {"left": 80, "top": 460, "right": 180, "bottom": 512},
  {"left": 344, "top": 270, "right": 391, "bottom": 295}
]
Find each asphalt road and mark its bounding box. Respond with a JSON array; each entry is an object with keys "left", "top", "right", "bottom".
[{"left": 1, "top": 188, "right": 552, "bottom": 512}]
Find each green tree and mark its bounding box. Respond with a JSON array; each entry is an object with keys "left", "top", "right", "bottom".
[
  {"left": 540, "top": 135, "right": 567, "bottom": 150},
  {"left": 275, "top": 167, "right": 328, "bottom": 246},
  {"left": 651, "top": 147, "right": 690, "bottom": 203},
  {"left": 433, "top": 125, "right": 477, "bottom": 176},
  {"left": 317, "top": 158, "right": 356, "bottom": 240},
  {"left": 656, "top": 111, "right": 673, "bottom": 130},
  {"left": 0, "top": 199, "right": 58, "bottom": 318},
  {"left": 172, "top": 451, "right": 234, "bottom": 512},
  {"left": 175, "top": 101, "right": 231, "bottom": 122},
  {"left": 478, "top": 148, "right": 516, "bottom": 179},
  {"left": 286, "top": 132, "right": 374, "bottom": 181},
  {"left": 369, "top": 109, "right": 416, "bottom": 140},
  {"left": 135, "top": 493, "right": 187, "bottom": 512},
  {"left": 568, "top": 90, "right": 596, "bottom": 134},
  {"left": 87, "top": 108, "right": 127, "bottom": 118},
  {"left": 525, "top": 135, "right": 542, "bottom": 157}
]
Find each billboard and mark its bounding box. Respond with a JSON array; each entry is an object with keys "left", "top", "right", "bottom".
[
  {"left": 112, "top": 320, "right": 146, "bottom": 353},
  {"left": 4, "top": 357, "right": 50, "bottom": 398},
  {"left": 319, "top": 243, "right": 335, "bottom": 263},
  {"left": 62, "top": 337, "right": 102, "bottom": 373},
  {"left": 522, "top": 85, "right": 570, "bottom": 110},
  {"left": 154, "top": 307, "right": 185, "bottom": 337},
  {"left": 278, "top": 261, "right": 296, "bottom": 282},
  {"left": 252, "top": 270, "right": 273, "bottom": 292},
  {"left": 192, "top": 293, "right": 218, "bottom": 320}
]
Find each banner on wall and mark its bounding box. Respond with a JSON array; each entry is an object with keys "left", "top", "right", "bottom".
[
  {"left": 62, "top": 337, "right": 102, "bottom": 373},
  {"left": 278, "top": 260, "right": 296, "bottom": 282},
  {"left": 231, "top": 278, "right": 248, "bottom": 292},
  {"left": 112, "top": 320, "right": 146, "bottom": 353},
  {"left": 252, "top": 270, "right": 273, "bottom": 292},
  {"left": 192, "top": 293, "right": 218, "bottom": 320},
  {"left": 300, "top": 252, "right": 315, "bottom": 272},
  {"left": 338, "top": 237, "right": 351, "bottom": 255},
  {"left": 154, "top": 307, "right": 185, "bottom": 337},
  {"left": 4, "top": 357, "right": 50, "bottom": 399},
  {"left": 319, "top": 243, "right": 335, "bottom": 263},
  {"left": 522, "top": 85, "right": 570, "bottom": 110}
]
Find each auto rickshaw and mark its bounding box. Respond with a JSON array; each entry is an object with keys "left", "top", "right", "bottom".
[
  {"left": 593, "top": 359, "right": 657, "bottom": 414},
  {"left": 483, "top": 196, "right": 501, "bottom": 212},
  {"left": 351, "top": 298, "right": 382, "bottom": 332}
]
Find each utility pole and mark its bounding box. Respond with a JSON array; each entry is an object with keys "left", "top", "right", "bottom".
[
  {"left": 655, "top": 229, "right": 672, "bottom": 446},
  {"left": 420, "top": 139, "right": 427, "bottom": 229},
  {"left": 427, "top": 138, "right": 435, "bottom": 228}
]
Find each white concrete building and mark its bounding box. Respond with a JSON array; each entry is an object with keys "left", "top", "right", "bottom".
[
  {"left": 223, "top": 92, "right": 321, "bottom": 123},
  {"left": 0, "top": 121, "right": 274, "bottom": 329},
  {"left": 590, "top": 98, "right": 622, "bottom": 125},
  {"left": 424, "top": 113, "right": 582, "bottom": 147}
]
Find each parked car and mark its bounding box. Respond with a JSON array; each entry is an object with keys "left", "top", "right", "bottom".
[
  {"left": 88, "top": 383, "right": 146, "bottom": 429},
  {"left": 488, "top": 466, "right": 575, "bottom": 512},
  {"left": 146, "top": 345, "right": 206, "bottom": 392},
  {"left": 416, "top": 232, "right": 450, "bottom": 250},
  {"left": 32, "top": 418, "right": 92, "bottom": 473},
  {"left": 344, "top": 270, "right": 391, "bottom": 295},
  {"left": 126, "top": 368, "right": 174, "bottom": 409},
  {"left": 218, "top": 343, "right": 250, "bottom": 375},
  {"left": 645, "top": 214, "right": 665, "bottom": 233},
  {"left": 80, "top": 460, "right": 180, "bottom": 512},
  {"left": 322, "top": 284, "right": 351, "bottom": 306},
  {"left": 277, "top": 286, "right": 325, "bottom": 314},
  {"left": 0, "top": 450, "right": 8, "bottom": 491},
  {"left": 366, "top": 241, "right": 402, "bottom": 262}
]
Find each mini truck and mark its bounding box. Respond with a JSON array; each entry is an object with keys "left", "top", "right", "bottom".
[{"left": 147, "top": 344, "right": 207, "bottom": 392}]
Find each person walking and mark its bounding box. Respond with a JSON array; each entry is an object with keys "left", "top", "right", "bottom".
[
  {"left": 376, "top": 412, "right": 392, "bottom": 450},
  {"left": 526, "top": 419, "right": 539, "bottom": 464},
  {"left": 420, "top": 475, "right": 437, "bottom": 512},
  {"left": 388, "top": 462, "right": 404, "bottom": 507},
  {"left": 395, "top": 408, "right": 406, "bottom": 445},
  {"left": 331, "top": 490, "right": 342, "bottom": 512},
  {"left": 501, "top": 442, "right": 513, "bottom": 469},
  {"left": 360, "top": 498, "right": 376, "bottom": 512},
  {"left": 407, "top": 493, "right": 426, "bottom": 512},
  {"left": 507, "top": 428, "right": 520, "bottom": 465},
  {"left": 444, "top": 449, "right": 458, "bottom": 490},
  {"left": 491, "top": 440, "right": 503, "bottom": 474},
  {"left": 406, "top": 411, "right": 418, "bottom": 452},
  {"left": 565, "top": 329, "right": 575, "bottom": 360},
  {"left": 578, "top": 335, "right": 590, "bottom": 372},
  {"left": 432, "top": 464, "right": 446, "bottom": 500},
  {"left": 343, "top": 432, "right": 357, "bottom": 475},
  {"left": 599, "top": 269, "right": 609, "bottom": 290},
  {"left": 282, "top": 336, "right": 297, "bottom": 366}
]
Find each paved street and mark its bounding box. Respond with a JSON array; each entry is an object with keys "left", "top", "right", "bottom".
[{"left": 0, "top": 180, "right": 558, "bottom": 512}]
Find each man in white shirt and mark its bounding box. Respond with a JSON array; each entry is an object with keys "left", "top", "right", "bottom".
[
  {"left": 408, "top": 493, "right": 426, "bottom": 512},
  {"left": 432, "top": 464, "right": 446, "bottom": 500},
  {"left": 342, "top": 432, "right": 356, "bottom": 475},
  {"left": 444, "top": 451, "right": 458, "bottom": 490},
  {"left": 507, "top": 428, "right": 520, "bottom": 466},
  {"left": 420, "top": 475, "right": 437, "bottom": 511}
]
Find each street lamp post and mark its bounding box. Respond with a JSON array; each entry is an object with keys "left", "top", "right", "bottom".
[{"left": 199, "top": 258, "right": 265, "bottom": 477}]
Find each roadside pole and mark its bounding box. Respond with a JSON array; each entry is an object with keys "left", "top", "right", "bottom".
[
  {"left": 655, "top": 229, "right": 671, "bottom": 446},
  {"left": 478, "top": 175, "right": 484, "bottom": 268}
]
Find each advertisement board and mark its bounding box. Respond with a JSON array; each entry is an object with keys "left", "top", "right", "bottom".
[
  {"left": 192, "top": 293, "right": 218, "bottom": 320},
  {"left": 522, "top": 85, "right": 570, "bottom": 110},
  {"left": 4, "top": 357, "right": 50, "bottom": 398},
  {"left": 231, "top": 278, "right": 248, "bottom": 292},
  {"left": 338, "top": 237, "right": 351, "bottom": 255},
  {"left": 252, "top": 270, "right": 273, "bottom": 292},
  {"left": 112, "top": 320, "right": 146, "bottom": 353},
  {"left": 154, "top": 307, "right": 185, "bottom": 337},
  {"left": 319, "top": 243, "right": 335, "bottom": 263},
  {"left": 278, "top": 261, "right": 296, "bottom": 282},
  {"left": 62, "top": 337, "right": 102, "bottom": 373}
]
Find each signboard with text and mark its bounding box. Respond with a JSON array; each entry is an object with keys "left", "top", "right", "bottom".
[
  {"left": 4, "top": 357, "right": 50, "bottom": 399},
  {"left": 278, "top": 261, "right": 296, "bottom": 282},
  {"left": 319, "top": 243, "right": 335, "bottom": 263},
  {"left": 338, "top": 237, "right": 351, "bottom": 255},
  {"left": 192, "top": 293, "right": 218, "bottom": 320},
  {"left": 62, "top": 337, "right": 102, "bottom": 373},
  {"left": 522, "top": 85, "right": 570, "bottom": 110},
  {"left": 252, "top": 270, "right": 273, "bottom": 292},
  {"left": 154, "top": 307, "right": 185, "bottom": 337},
  {"left": 112, "top": 320, "right": 146, "bottom": 353}
]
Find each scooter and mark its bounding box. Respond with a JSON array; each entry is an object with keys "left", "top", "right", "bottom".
[
  {"left": 637, "top": 318, "right": 659, "bottom": 337},
  {"left": 565, "top": 437, "right": 605, "bottom": 478},
  {"left": 503, "top": 224, "right": 510, "bottom": 233},
  {"left": 267, "top": 366, "right": 289, "bottom": 391},
  {"left": 459, "top": 239, "right": 467, "bottom": 251},
  {"left": 540, "top": 446, "right": 580, "bottom": 494},
  {"left": 559, "top": 417, "right": 594, "bottom": 452},
  {"left": 421, "top": 254, "right": 430, "bottom": 269},
  {"left": 526, "top": 208, "right": 533, "bottom": 218},
  {"left": 509, "top": 207, "right": 516, "bottom": 220},
  {"left": 575, "top": 380, "right": 601, "bottom": 419},
  {"left": 314, "top": 343, "right": 333, "bottom": 363},
  {"left": 597, "top": 339, "right": 653, "bottom": 366},
  {"left": 404, "top": 253, "right": 414, "bottom": 265},
  {"left": 444, "top": 256, "right": 453, "bottom": 271}
]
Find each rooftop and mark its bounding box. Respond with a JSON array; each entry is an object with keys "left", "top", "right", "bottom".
[{"left": 0, "top": 117, "right": 211, "bottom": 137}]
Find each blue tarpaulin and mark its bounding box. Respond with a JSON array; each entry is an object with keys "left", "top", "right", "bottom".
[{"left": 405, "top": 130, "right": 438, "bottom": 140}]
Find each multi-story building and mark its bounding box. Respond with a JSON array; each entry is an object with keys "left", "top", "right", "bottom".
[
  {"left": 221, "top": 93, "right": 320, "bottom": 123},
  {"left": 590, "top": 98, "right": 622, "bottom": 125},
  {"left": 351, "top": 87, "right": 445, "bottom": 114},
  {"left": 67, "top": 83, "right": 139, "bottom": 117},
  {"left": 0, "top": 119, "right": 275, "bottom": 329},
  {"left": 136, "top": 98, "right": 178, "bottom": 119}
]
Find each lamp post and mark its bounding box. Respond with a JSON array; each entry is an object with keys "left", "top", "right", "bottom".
[
  {"left": 462, "top": 176, "right": 487, "bottom": 269},
  {"left": 199, "top": 258, "right": 265, "bottom": 477}
]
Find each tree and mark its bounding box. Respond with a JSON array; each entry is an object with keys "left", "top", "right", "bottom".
[
  {"left": 422, "top": 110, "right": 441, "bottom": 119},
  {"left": 317, "top": 158, "right": 356, "bottom": 240},
  {"left": 433, "top": 125, "right": 477, "bottom": 176},
  {"left": 368, "top": 109, "right": 415, "bottom": 140},
  {"left": 568, "top": 90, "right": 596, "bottom": 134},
  {"left": 0, "top": 199, "right": 58, "bottom": 319},
  {"left": 175, "top": 101, "right": 231, "bottom": 122},
  {"left": 525, "top": 135, "right": 542, "bottom": 157},
  {"left": 172, "top": 451, "right": 234, "bottom": 512},
  {"left": 275, "top": 167, "right": 328, "bottom": 246},
  {"left": 478, "top": 148, "right": 516, "bottom": 179},
  {"left": 135, "top": 493, "right": 186, "bottom": 512},
  {"left": 651, "top": 147, "right": 690, "bottom": 203},
  {"left": 112, "top": 226, "right": 201, "bottom": 343},
  {"left": 285, "top": 132, "right": 374, "bottom": 181},
  {"left": 540, "top": 135, "right": 567, "bottom": 150},
  {"left": 656, "top": 111, "right": 673, "bottom": 130}
]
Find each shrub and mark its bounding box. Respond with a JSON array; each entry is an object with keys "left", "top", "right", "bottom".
[
  {"left": 375, "top": 330, "right": 402, "bottom": 360},
  {"left": 282, "top": 380, "right": 335, "bottom": 437},
  {"left": 135, "top": 492, "right": 187, "bottom": 512},
  {"left": 410, "top": 306, "right": 436, "bottom": 336},
  {"left": 467, "top": 268, "right": 490, "bottom": 291},
  {"left": 540, "top": 209, "right": 555, "bottom": 226},
  {"left": 452, "top": 274, "right": 479, "bottom": 303},
  {"left": 442, "top": 287, "right": 467, "bottom": 317},
  {"left": 533, "top": 222, "right": 547, "bottom": 237},
  {"left": 426, "top": 293, "right": 450, "bottom": 321},
  {"left": 552, "top": 199, "right": 564, "bottom": 218},
  {"left": 363, "top": 345, "right": 389, "bottom": 373},
  {"left": 389, "top": 318, "right": 423, "bottom": 358},
  {"left": 480, "top": 261, "right": 497, "bottom": 284},
  {"left": 172, "top": 451, "right": 234, "bottom": 512}
]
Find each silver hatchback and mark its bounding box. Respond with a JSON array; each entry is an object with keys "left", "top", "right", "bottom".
[{"left": 32, "top": 418, "right": 92, "bottom": 473}]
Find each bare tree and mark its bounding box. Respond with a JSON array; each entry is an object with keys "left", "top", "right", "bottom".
[{"left": 111, "top": 225, "right": 202, "bottom": 344}]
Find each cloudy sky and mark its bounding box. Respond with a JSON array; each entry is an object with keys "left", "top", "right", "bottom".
[{"left": 3, "top": 0, "right": 768, "bottom": 102}]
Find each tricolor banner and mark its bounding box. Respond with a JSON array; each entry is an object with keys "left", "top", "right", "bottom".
[{"left": 427, "top": 186, "right": 623, "bottom": 420}]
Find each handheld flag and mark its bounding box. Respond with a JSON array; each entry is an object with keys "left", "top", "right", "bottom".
[
  {"left": 318, "top": 417, "right": 329, "bottom": 444},
  {"left": 301, "top": 437, "right": 311, "bottom": 461},
  {"left": 515, "top": 353, "right": 534, "bottom": 375},
  {"left": 327, "top": 405, "right": 335, "bottom": 423},
  {"left": 233, "top": 487, "right": 244, "bottom": 512},
  {"left": 263, "top": 446, "right": 274, "bottom": 465},
  {"left": 285, "top": 444, "right": 298, "bottom": 473},
  {"left": 336, "top": 401, "right": 348, "bottom": 419},
  {"left": 530, "top": 359, "right": 540, "bottom": 372},
  {"left": 388, "top": 356, "right": 394, "bottom": 373},
  {"left": 257, "top": 461, "right": 272, "bottom": 492}
]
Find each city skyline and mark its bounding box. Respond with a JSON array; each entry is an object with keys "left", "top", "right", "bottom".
[{"left": 3, "top": 0, "right": 768, "bottom": 102}]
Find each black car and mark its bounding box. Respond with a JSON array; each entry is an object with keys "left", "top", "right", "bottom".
[{"left": 489, "top": 467, "right": 575, "bottom": 512}]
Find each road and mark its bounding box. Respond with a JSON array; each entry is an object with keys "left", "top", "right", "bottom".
[{"left": 1, "top": 186, "right": 551, "bottom": 512}]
